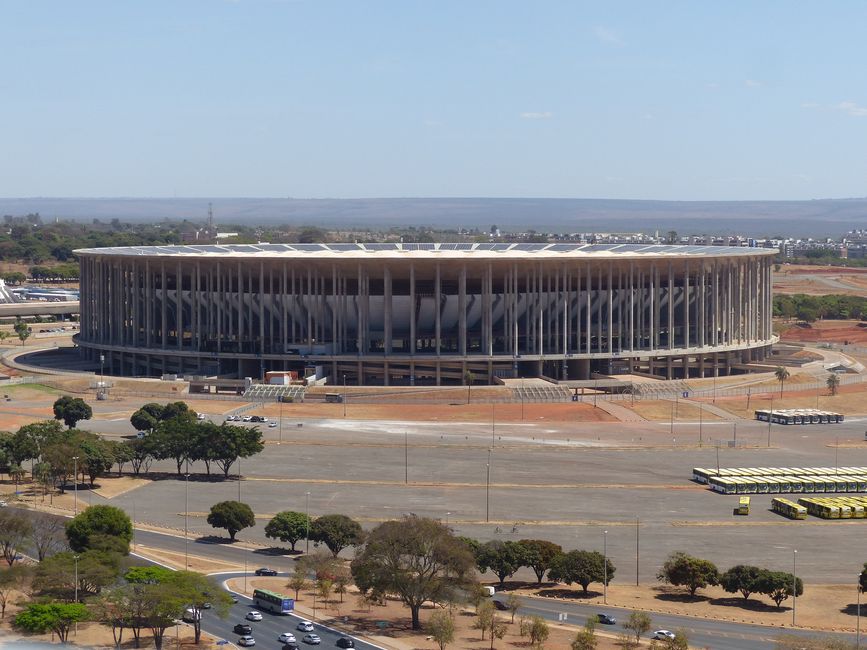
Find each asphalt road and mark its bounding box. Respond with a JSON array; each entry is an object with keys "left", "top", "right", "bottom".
[
  {"left": 496, "top": 593, "right": 859, "bottom": 650},
  {"left": 201, "top": 572, "right": 384, "bottom": 650}
]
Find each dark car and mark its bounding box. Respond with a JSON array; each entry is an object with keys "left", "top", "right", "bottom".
[
  {"left": 282, "top": 644, "right": 300, "bottom": 650},
  {"left": 596, "top": 613, "right": 616, "bottom": 625},
  {"left": 234, "top": 623, "right": 253, "bottom": 635},
  {"left": 336, "top": 638, "right": 355, "bottom": 648},
  {"left": 254, "top": 567, "right": 277, "bottom": 576},
  {"left": 493, "top": 599, "right": 509, "bottom": 611}
]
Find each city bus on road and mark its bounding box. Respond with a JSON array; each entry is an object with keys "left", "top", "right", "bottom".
[{"left": 252, "top": 589, "right": 294, "bottom": 614}]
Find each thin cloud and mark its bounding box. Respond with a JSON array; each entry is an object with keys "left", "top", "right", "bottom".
[
  {"left": 745, "top": 79, "right": 762, "bottom": 88},
  {"left": 520, "top": 112, "right": 553, "bottom": 120},
  {"left": 837, "top": 101, "right": 867, "bottom": 117},
  {"left": 593, "top": 26, "right": 624, "bottom": 46}
]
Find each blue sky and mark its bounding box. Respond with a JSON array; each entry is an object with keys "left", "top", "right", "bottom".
[{"left": 2, "top": 1, "right": 866, "bottom": 200}]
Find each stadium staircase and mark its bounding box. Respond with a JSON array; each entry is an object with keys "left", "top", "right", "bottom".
[
  {"left": 510, "top": 384, "right": 572, "bottom": 402},
  {"left": 242, "top": 384, "right": 306, "bottom": 402}
]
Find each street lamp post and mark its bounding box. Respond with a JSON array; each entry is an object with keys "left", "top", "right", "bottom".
[
  {"left": 237, "top": 458, "right": 241, "bottom": 501},
  {"left": 446, "top": 512, "right": 450, "bottom": 527},
  {"left": 792, "top": 550, "right": 798, "bottom": 626},
  {"left": 404, "top": 431, "right": 408, "bottom": 485},
  {"left": 699, "top": 403, "right": 703, "bottom": 447},
  {"left": 343, "top": 374, "right": 347, "bottom": 418},
  {"left": 73, "top": 554, "right": 79, "bottom": 602},
  {"left": 768, "top": 395, "right": 773, "bottom": 447},
  {"left": 184, "top": 470, "right": 190, "bottom": 570},
  {"left": 278, "top": 396, "right": 283, "bottom": 444},
  {"left": 635, "top": 516, "right": 640, "bottom": 587},
  {"left": 305, "top": 491, "right": 311, "bottom": 554},
  {"left": 485, "top": 449, "right": 491, "bottom": 523},
  {"left": 491, "top": 403, "right": 495, "bottom": 447},
  {"left": 603, "top": 529, "right": 608, "bottom": 604},
  {"left": 857, "top": 575, "right": 861, "bottom": 649},
  {"left": 72, "top": 456, "right": 79, "bottom": 515}
]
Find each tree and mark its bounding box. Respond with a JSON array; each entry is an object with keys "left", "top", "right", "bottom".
[
  {"left": 110, "top": 440, "right": 133, "bottom": 476},
  {"left": 464, "top": 370, "right": 475, "bottom": 404},
  {"left": 860, "top": 563, "right": 867, "bottom": 594},
  {"left": 475, "top": 600, "right": 494, "bottom": 640},
  {"left": 571, "top": 617, "right": 598, "bottom": 650},
  {"left": 288, "top": 566, "right": 308, "bottom": 601},
  {"left": 623, "top": 610, "right": 652, "bottom": 645},
  {"left": 52, "top": 395, "right": 93, "bottom": 428},
  {"left": 757, "top": 570, "right": 803, "bottom": 608},
  {"left": 65, "top": 504, "right": 133, "bottom": 554},
  {"left": 126, "top": 438, "right": 153, "bottom": 476},
  {"left": 333, "top": 568, "right": 351, "bottom": 603},
  {"left": 209, "top": 423, "right": 264, "bottom": 477},
  {"left": 529, "top": 616, "right": 549, "bottom": 649},
  {"left": 657, "top": 551, "right": 719, "bottom": 597},
  {"left": 656, "top": 629, "right": 690, "bottom": 650},
  {"left": 351, "top": 515, "right": 476, "bottom": 630},
  {"left": 30, "top": 512, "right": 67, "bottom": 561},
  {"left": 13, "top": 319, "right": 30, "bottom": 345},
  {"left": 129, "top": 403, "right": 164, "bottom": 433},
  {"left": 827, "top": 373, "right": 841, "bottom": 396},
  {"left": 33, "top": 550, "right": 121, "bottom": 600},
  {"left": 0, "top": 509, "right": 33, "bottom": 565},
  {"left": 149, "top": 412, "right": 198, "bottom": 475},
  {"left": 310, "top": 514, "right": 364, "bottom": 557},
  {"left": 774, "top": 367, "right": 791, "bottom": 397},
  {"left": 14, "top": 602, "right": 89, "bottom": 643},
  {"left": 720, "top": 565, "right": 765, "bottom": 601},
  {"left": 506, "top": 593, "right": 521, "bottom": 623},
  {"left": 518, "top": 539, "right": 562, "bottom": 584},
  {"left": 474, "top": 540, "right": 528, "bottom": 587},
  {"left": 0, "top": 564, "right": 32, "bottom": 619},
  {"left": 124, "top": 565, "right": 175, "bottom": 584},
  {"left": 548, "top": 550, "right": 615, "bottom": 595},
  {"left": 427, "top": 609, "right": 455, "bottom": 650},
  {"left": 166, "top": 570, "right": 233, "bottom": 644},
  {"left": 79, "top": 437, "right": 115, "bottom": 487},
  {"left": 207, "top": 500, "right": 255, "bottom": 541}
]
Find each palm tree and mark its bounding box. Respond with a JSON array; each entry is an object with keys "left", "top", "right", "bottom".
[
  {"left": 826, "top": 373, "right": 840, "bottom": 396},
  {"left": 774, "top": 366, "right": 790, "bottom": 397},
  {"left": 464, "top": 370, "right": 474, "bottom": 404}
]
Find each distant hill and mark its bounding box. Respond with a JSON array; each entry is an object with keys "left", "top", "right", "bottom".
[{"left": 2, "top": 197, "right": 866, "bottom": 237}]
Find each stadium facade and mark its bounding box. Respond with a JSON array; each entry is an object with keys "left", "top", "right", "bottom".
[{"left": 74, "top": 243, "right": 776, "bottom": 384}]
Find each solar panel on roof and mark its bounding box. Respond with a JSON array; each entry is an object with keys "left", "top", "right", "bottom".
[
  {"left": 291, "top": 244, "right": 326, "bottom": 251},
  {"left": 255, "top": 244, "right": 293, "bottom": 251},
  {"left": 364, "top": 243, "right": 398, "bottom": 250},
  {"left": 438, "top": 243, "right": 458, "bottom": 249},
  {"left": 474, "top": 243, "right": 498, "bottom": 250},
  {"left": 511, "top": 243, "right": 545, "bottom": 251},
  {"left": 228, "top": 245, "right": 260, "bottom": 252},
  {"left": 548, "top": 244, "right": 580, "bottom": 251},
  {"left": 197, "top": 246, "right": 227, "bottom": 253},
  {"left": 328, "top": 243, "right": 362, "bottom": 251}
]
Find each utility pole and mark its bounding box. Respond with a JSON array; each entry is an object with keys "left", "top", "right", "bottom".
[
  {"left": 305, "top": 492, "right": 311, "bottom": 555},
  {"left": 184, "top": 468, "right": 190, "bottom": 570},
  {"left": 603, "top": 529, "right": 608, "bottom": 604},
  {"left": 72, "top": 456, "right": 79, "bottom": 515},
  {"left": 237, "top": 458, "right": 241, "bottom": 501},
  {"left": 635, "top": 516, "right": 640, "bottom": 586},
  {"left": 491, "top": 403, "right": 495, "bottom": 446},
  {"left": 404, "top": 431, "right": 408, "bottom": 484},
  {"left": 343, "top": 374, "right": 347, "bottom": 418},
  {"left": 485, "top": 449, "right": 491, "bottom": 523},
  {"left": 792, "top": 550, "right": 798, "bottom": 626}
]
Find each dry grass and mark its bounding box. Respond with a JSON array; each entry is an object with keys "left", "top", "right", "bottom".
[{"left": 629, "top": 400, "right": 723, "bottom": 422}]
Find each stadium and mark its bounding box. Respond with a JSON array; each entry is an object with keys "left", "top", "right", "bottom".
[{"left": 74, "top": 243, "right": 776, "bottom": 384}]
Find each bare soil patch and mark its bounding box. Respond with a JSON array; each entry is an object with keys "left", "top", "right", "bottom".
[
  {"left": 628, "top": 400, "right": 722, "bottom": 422},
  {"left": 780, "top": 319, "right": 867, "bottom": 345},
  {"left": 132, "top": 543, "right": 244, "bottom": 573},
  {"left": 708, "top": 381, "right": 867, "bottom": 418}
]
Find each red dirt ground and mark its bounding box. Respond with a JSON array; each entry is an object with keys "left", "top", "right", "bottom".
[{"left": 779, "top": 319, "right": 867, "bottom": 344}]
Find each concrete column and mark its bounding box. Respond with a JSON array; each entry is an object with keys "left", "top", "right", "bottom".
[
  {"left": 667, "top": 263, "right": 674, "bottom": 350},
  {"left": 684, "top": 261, "right": 690, "bottom": 349},
  {"left": 410, "top": 263, "right": 416, "bottom": 355},
  {"left": 384, "top": 266, "right": 392, "bottom": 354},
  {"left": 459, "top": 264, "right": 467, "bottom": 356},
  {"left": 435, "top": 263, "right": 441, "bottom": 356}
]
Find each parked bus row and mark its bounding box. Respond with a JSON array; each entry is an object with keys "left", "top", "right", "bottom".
[
  {"left": 754, "top": 408, "right": 843, "bottom": 425},
  {"left": 796, "top": 496, "right": 867, "bottom": 519},
  {"left": 693, "top": 466, "right": 867, "bottom": 484},
  {"left": 709, "top": 474, "right": 867, "bottom": 495},
  {"left": 771, "top": 497, "right": 807, "bottom": 520}
]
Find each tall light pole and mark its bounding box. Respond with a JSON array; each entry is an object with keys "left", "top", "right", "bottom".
[
  {"left": 99, "top": 353, "right": 105, "bottom": 399},
  {"left": 792, "top": 549, "right": 798, "bottom": 626},
  {"left": 603, "top": 529, "right": 608, "bottom": 604},
  {"left": 698, "top": 403, "right": 703, "bottom": 447},
  {"left": 184, "top": 469, "right": 190, "bottom": 570},
  {"left": 446, "top": 512, "right": 450, "bottom": 527},
  {"left": 72, "top": 456, "right": 79, "bottom": 515},
  {"left": 343, "top": 374, "right": 347, "bottom": 418},
  {"left": 73, "top": 554, "right": 79, "bottom": 603},
  {"left": 857, "top": 575, "right": 861, "bottom": 650},
  {"left": 278, "top": 396, "right": 283, "bottom": 444},
  {"left": 404, "top": 431, "right": 408, "bottom": 485},
  {"left": 305, "top": 491, "right": 311, "bottom": 555},
  {"left": 768, "top": 395, "right": 773, "bottom": 447},
  {"left": 635, "top": 516, "right": 640, "bottom": 587},
  {"left": 491, "top": 403, "right": 495, "bottom": 447},
  {"left": 237, "top": 458, "right": 241, "bottom": 501},
  {"left": 485, "top": 449, "right": 491, "bottom": 523}
]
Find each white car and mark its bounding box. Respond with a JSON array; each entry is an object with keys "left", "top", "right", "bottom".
[
  {"left": 268, "top": 422, "right": 277, "bottom": 428},
  {"left": 260, "top": 416, "right": 269, "bottom": 422},
  {"left": 652, "top": 630, "right": 676, "bottom": 640},
  {"left": 238, "top": 635, "right": 256, "bottom": 647},
  {"left": 245, "top": 610, "right": 263, "bottom": 622},
  {"left": 196, "top": 413, "right": 206, "bottom": 420},
  {"left": 278, "top": 633, "right": 297, "bottom": 643},
  {"left": 302, "top": 634, "right": 321, "bottom": 645},
  {"left": 242, "top": 415, "right": 253, "bottom": 422},
  {"left": 296, "top": 620, "right": 314, "bottom": 632}
]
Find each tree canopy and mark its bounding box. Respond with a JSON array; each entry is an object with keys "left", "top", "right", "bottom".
[
  {"left": 657, "top": 552, "right": 719, "bottom": 597},
  {"left": 52, "top": 396, "right": 93, "bottom": 429},
  {"left": 65, "top": 505, "right": 133, "bottom": 554},
  {"left": 206, "top": 501, "right": 255, "bottom": 541},
  {"left": 351, "top": 515, "right": 475, "bottom": 630},
  {"left": 310, "top": 514, "right": 364, "bottom": 557},
  {"left": 264, "top": 511, "right": 311, "bottom": 552},
  {"left": 548, "top": 550, "right": 614, "bottom": 595}
]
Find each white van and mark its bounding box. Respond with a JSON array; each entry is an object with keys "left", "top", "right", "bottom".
[{"left": 182, "top": 607, "right": 201, "bottom": 623}]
